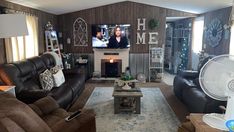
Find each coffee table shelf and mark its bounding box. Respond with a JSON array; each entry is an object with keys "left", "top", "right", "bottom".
[{"left": 112, "top": 87, "right": 143, "bottom": 114}]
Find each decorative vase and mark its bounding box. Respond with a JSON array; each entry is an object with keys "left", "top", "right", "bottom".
[{"left": 122, "top": 82, "right": 131, "bottom": 90}]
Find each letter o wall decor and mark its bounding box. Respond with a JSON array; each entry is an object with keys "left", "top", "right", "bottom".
[
  {"left": 73, "top": 17, "right": 88, "bottom": 46},
  {"left": 206, "top": 18, "right": 223, "bottom": 47}
]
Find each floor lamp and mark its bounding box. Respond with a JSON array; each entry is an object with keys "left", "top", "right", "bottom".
[
  {"left": 0, "top": 14, "right": 28, "bottom": 38},
  {"left": 0, "top": 14, "right": 28, "bottom": 96}
]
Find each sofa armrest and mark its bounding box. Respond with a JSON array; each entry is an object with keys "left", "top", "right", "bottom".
[
  {"left": 51, "top": 109, "right": 96, "bottom": 132},
  {"left": 178, "top": 70, "right": 199, "bottom": 79},
  {"left": 63, "top": 66, "right": 88, "bottom": 80},
  {"left": 63, "top": 67, "right": 86, "bottom": 75},
  {"left": 29, "top": 96, "right": 59, "bottom": 117},
  {"left": 204, "top": 97, "right": 227, "bottom": 113},
  {"left": 173, "top": 76, "right": 196, "bottom": 100},
  {"left": 17, "top": 90, "right": 49, "bottom": 104}
]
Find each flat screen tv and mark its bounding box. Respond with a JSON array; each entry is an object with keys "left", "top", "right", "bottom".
[{"left": 92, "top": 24, "right": 131, "bottom": 48}]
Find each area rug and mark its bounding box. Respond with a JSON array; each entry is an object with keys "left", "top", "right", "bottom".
[{"left": 84, "top": 87, "right": 180, "bottom": 132}]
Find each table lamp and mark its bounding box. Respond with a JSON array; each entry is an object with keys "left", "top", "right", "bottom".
[{"left": 0, "top": 14, "right": 28, "bottom": 38}]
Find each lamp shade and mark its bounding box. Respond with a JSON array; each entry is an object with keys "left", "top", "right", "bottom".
[{"left": 0, "top": 14, "right": 28, "bottom": 38}]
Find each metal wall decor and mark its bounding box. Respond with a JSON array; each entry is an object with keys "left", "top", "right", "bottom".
[
  {"left": 206, "top": 18, "right": 223, "bottom": 47},
  {"left": 73, "top": 17, "right": 88, "bottom": 46}
]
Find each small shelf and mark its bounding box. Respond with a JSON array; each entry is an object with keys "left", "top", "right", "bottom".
[{"left": 149, "top": 47, "right": 163, "bottom": 82}]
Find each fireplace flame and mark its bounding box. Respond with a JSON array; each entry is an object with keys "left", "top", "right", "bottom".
[{"left": 110, "top": 58, "right": 114, "bottom": 63}]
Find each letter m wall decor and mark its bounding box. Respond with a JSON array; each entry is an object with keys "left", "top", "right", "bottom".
[{"left": 73, "top": 17, "right": 88, "bottom": 46}]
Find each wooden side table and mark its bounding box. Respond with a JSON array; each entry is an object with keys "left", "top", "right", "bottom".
[
  {"left": 0, "top": 86, "right": 15, "bottom": 96},
  {"left": 189, "top": 113, "right": 223, "bottom": 132}
]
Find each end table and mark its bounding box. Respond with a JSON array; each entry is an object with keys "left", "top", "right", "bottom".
[
  {"left": 189, "top": 113, "right": 223, "bottom": 132},
  {"left": 0, "top": 86, "right": 15, "bottom": 96}
]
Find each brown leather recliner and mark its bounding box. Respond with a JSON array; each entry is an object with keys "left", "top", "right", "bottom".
[{"left": 0, "top": 92, "right": 96, "bottom": 132}]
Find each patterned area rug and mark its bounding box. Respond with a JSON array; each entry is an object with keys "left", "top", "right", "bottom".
[{"left": 85, "top": 87, "right": 180, "bottom": 132}]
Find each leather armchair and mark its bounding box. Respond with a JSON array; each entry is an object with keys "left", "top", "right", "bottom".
[{"left": 173, "top": 56, "right": 226, "bottom": 113}]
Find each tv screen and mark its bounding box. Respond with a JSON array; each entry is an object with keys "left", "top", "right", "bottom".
[{"left": 92, "top": 24, "right": 131, "bottom": 48}]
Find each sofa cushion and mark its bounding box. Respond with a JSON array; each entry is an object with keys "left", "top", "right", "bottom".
[
  {"left": 13, "top": 60, "right": 35, "bottom": 77},
  {"left": 64, "top": 74, "right": 85, "bottom": 96},
  {"left": 13, "top": 61, "right": 42, "bottom": 92},
  {"left": 182, "top": 87, "right": 207, "bottom": 113},
  {"left": 0, "top": 92, "right": 52, "bottom": 132},
  {"left": 42, "top": 108, "right": 69, "bottom": 128},
  {"left": 41, "top": 54, "right": 56, "bottom": 69},
  {"left": 40, "top": 70, "right": 54, "bottom": 91},
  {"left": 28, "top": 56, "right": 47, "bottom": 75},
  {"left": 29, "top": 96, "right": 60, "bottom": 117},
  {"left": 50, "top": 86, "right": 73, "bottom": 109}
]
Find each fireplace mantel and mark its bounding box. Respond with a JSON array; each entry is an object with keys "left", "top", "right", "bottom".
[{"left": 93, "top": 48, "right": 130, "bottom": 75}]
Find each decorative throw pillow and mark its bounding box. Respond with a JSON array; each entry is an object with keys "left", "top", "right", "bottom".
[
  {"left": 50, "top": 65, "right": 61, "bottom": 74},
  {"left": 52, "top": 69, "right": 65, "bottom": 87},
  {"left": 39, "top": 69, "right": 54, "bottom": 91}
]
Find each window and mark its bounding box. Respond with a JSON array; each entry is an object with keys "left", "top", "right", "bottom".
[
  {"left": 5, "top": 15, "right": 38, "bottom": 62},
  {"left": 192, "top": 16, "right": 204, "bottom": 54},
  {"left": 191, "top": 16, "right": 204, "bottom": 70}
]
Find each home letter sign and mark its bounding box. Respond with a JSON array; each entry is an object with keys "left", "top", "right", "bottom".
[
  {"left": 137, "top": 18, "right": 146, "bottom": 31},
  {"left": 136, "top": 18, "right": 159, "bottom": 45},
  {"left": 148, "top": 32, "right": 159, "bottom": 44},
  {"left": 136, "top": 32, "right": 146, "bottom": 44}
]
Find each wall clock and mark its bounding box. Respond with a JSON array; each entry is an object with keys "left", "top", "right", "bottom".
[{"left": 206, "top": 18, "right": 223, "bottom": 47}]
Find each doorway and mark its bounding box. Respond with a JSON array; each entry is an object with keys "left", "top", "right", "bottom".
[{"left": 164, "top": 17, "right": 193, "bottom": 74}]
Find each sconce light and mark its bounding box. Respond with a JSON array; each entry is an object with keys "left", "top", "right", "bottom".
[
  {"left": 67, "top": 38, "right": 71, "bottom": 44},
  {"left": 109, "top": 58, "right": 114, "bottom": 63}
]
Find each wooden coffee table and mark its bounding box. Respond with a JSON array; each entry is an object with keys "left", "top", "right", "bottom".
[{"left": 112, "top": 86, "right": 143, "bottom": 114}]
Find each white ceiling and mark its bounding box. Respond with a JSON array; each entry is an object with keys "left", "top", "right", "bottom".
[{"left": 5, "top": 0, "right": 233, "bottom": 15}]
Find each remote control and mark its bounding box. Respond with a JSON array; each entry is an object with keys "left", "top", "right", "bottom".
[{"left": 65, "top": 110, "right": 81, "bottom": 121}]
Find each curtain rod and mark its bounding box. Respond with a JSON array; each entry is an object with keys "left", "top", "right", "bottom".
[{"left": 3, "top": 7, "right": 37, "bottom": 17}]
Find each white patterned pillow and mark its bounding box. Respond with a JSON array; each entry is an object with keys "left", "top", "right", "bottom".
[
  {"left": 50, "top": 65, "right": 61, "bottom": 74},
  {"left": 39, "top": 69, "right": 54, "bottom": 91},
  {"left": 52, "top": 69, "right": 65, "bottom": 87}
]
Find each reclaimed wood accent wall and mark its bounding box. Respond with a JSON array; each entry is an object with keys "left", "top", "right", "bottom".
[{"left": 58, "top": 1, "right": 196, "bottom": 53}]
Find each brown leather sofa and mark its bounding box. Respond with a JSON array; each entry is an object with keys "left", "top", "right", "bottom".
[
  {"left": 0, "top": 54, "right": 87, "bottom": 109},
  {"left": 0, "top": 92, "right": 96, "bottom": 132}
]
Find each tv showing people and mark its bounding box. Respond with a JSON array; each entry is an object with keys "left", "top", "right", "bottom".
[{"left": 92, "top": 24, "right": 130, "bottom": 48}]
